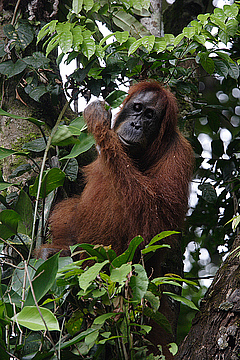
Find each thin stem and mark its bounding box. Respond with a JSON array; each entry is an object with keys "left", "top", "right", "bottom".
[
  {"left": 24, "top": 261, "right": 59, "bottom": 358},
  {"left": 29, "top": 100, "right": 71, "bottom": 261},
  {"left": 11, "top": 0, "right": 21, "bottom": 25}
]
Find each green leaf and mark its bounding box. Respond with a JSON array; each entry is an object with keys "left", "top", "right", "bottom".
[
  {"left": 164, "top": 291, "right": 198, "bottom": 310},
  {"left": 144, "top": 291, "right": 160, "bottom": 311},
  {"left": 46, "top": 34, "right": 60, "bottom": 57},
  {"left": 199, "top": 183, "right": 217, "bottom": 203},
  {"left": 0, "top": 182, "right": 13, "bottom": 191},
  {"left": 51, "top": 125, "right": 76, "bottom": 146},
  {"left": 226, "top": 19, "right": 238, "bottom": 37},
  {"left": 153, "top": 37, "right": 167, "bottom": 53},
  {"left": 105, "top": 90, "right": 127, "bottom": 108},
  {"left": 169, "top": 343, "right": 178, "bottom": 356},
  {"left": 190, "top": 20, "right": 202, "bottom": 34},
  {"left": 199, "top": 53, "right": 215, "bottom": 74},
  {"left": 142, "top": 35, "right": 155, "bottom": 52},
  {"left": 78, "top": 260, "right": 109, "bottom": 292},
  {"left": 115, "top": 31, "right": 129, "bottom": 44},
  {"left": 223, "top": 3, "right": 239, "bottom": 18},
  {"left": 193, "top": 34, "right": 206, "bottom": 45},
  {"left": 113, "top": 10, "right": 149, "bottom": 36},
  {"left": 174, "top": 33, "right": 184, "bottom": 46},
  {"left": 72, "top": 26, "right": 84, "bottom": 49},
  {"left": 147, "top": 231, "right": 180, "bottom": 247},
  {"left": 84, "top": 0, "right": 94, "bottom": 12},
  {"left": 129, "top": 264, "right": 149, "bottom": 302},
  {"left": 37, "top": 20, "right": 58, "bottom": 43},
  {"left": 72, "top": 0, "right": 83, "bottom": 14},
  {"left": 28, "top": 84, "right": 49, "bottom": 102},
  {"left": 82, "top": 31, "right": 96, "bottom": 59},
  {"left": 29, "top": 168, "right": 65, "bottom": 198},
  {"left": 213, "top": 7, "right": 227, "bottom": 22},
  {"left": 15, "top": 190, "right": 33, "bottom": 236},
  {"left": 93, "top": 313, "right": 116, "bottom": 325},
  {"left": 128, "top": 38, "right": 143, "bottom": 55},
  {"left": 12, "top": 306, "right": 60, "bottom": 331},
  {"left": 16, "top": 20, "right": 34, "bottom": 49},
  {"left": 0, "top": 147, "right": 28, "bottom": 160},
  {"left": 213, "top": 59, "right": 228, "bottom": 78},
  {"left": 164, "top": 34, "right": 175, "bottom": 45},
  {"left": 210, "top": 15, "right": 226, "bottom": 32},
  {"left": 0, "top": 209, "right": 21, "bottom": 240},
  {"left": 0, "top": 60, "right": 27, "bottom": 78},
  {"left": 23, "top": 52, "right": 50, "bottom": 69},
  {"left": 64, "top": 158, "right": 78, "bottom": 181},
  {"left": 143, "top": 307, "right": 172, "bottom": 334},
  {"left": 141, "top": 244, "right": 171, "bottom": 254},
  {"left": 228, "top": 61, "right": 239, "bottom": 79},
  {"left": 59, "top": 30, "right": 73, "bottom": 54},
  {"left": 0, "top": 108, "right": 44, "bottom": 127},
  {"left": 22, "top": 137, "right": 47, "bottom": 152},
  {"left": 24, "top": 253, "right": 60, "bottom": 306},
  {"left": 211, "top": 139, "right": 224, "bottom": 158},
  {"left": 197, "top": 13, "right": 210, "bottom": 26},
  {"left": 183, "top": 26, "right": 195, "bottom": 39},
  {"left": 100, "top": 33, "right": 114, "bottom": 46},
  {"left": 110, "top": 263, "right": 132, "bottom": 285},
  {"left": 60, "top": 133, "right": 95, "bottom": 160},
  {"left": 111, "top": 235, "right": 144, "bottom": 268}
]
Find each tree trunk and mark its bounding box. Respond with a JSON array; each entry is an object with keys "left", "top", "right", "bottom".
[
  {"left": 177, "top": 235, "right": 240, "bottom": 359},
  {"left": 141, "top": 0, "right": 164, "bottom": 37}
]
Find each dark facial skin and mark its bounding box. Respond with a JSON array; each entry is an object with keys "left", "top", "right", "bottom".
[{"left": 113, "top": 91, "right": 163, "bottom": 157}]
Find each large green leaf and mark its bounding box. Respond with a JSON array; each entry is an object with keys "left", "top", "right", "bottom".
[
  {"left": 147, "top": 231, "right": 180, "bottom": 247},
  {"left": 228, "top": 61, "right": 239, "bottom": 79},
  {"left": 93, "top": 313, "right": 116, "bottom": 325},
  {"left": 113, "top": 10, "right": 149, "bottom": 36},
  {"left": 15, "top": 20, "right": 34, "bottom": 49},
  {"left": 60, "top": 133, "right": 95, "bottom": 160},
  {"left": 15, "top": 190, "right": 33, "bottom": 236},
  {"left": 72, "top": 0, "right": 83, "bottom": 13},
  {"left": 0, "top": 60, "right": 27, "bottom": 78},
  {"left": 0, "top": 209, "right": 21, "bottom": 240},
  {"left": 11, "top": 259, "right": 44, "bottom": 297},
  {"left": 110, "top": 263, "right": 132, "bottom": 285},
  {"left": 59, "top": 30, "right": 73, "bottom": 54},
  {"left": 22, "top": 137, "right": 47, "bottom": 152},
  {"left": 12, "top": 306, "right": 59, "bottom": 331},
  {"left": 223, "top": 3, "right": 239, "bottom": 17},
  {"left": 199, "top": 53, "right": 215, "bottom": 74},
  {"left": 129, "top": 264, "right": 149, "bottom": 302},
  {"left": 24, "top": 253, "right": 60, "bottom": 306},
  {"left": 29, "top": 168, "right": 65, "bottom": 198},
  {"left": 23, "top": 52, "right": 50, "bottom": 68},
  {"left": 164, "top": 291, "right": 198, "bottom": 310},
  {"left": 143, "top": 307, "right": 172, "bottom": 334},
  {"left": 0, "top": 109, "right": 44, "bottom": 127},
  {"left": 105, "top": 90, "right": 127, "bottom": 108},
  {"left": 78, "top": 260, "right": 109, "bottom": 292},
  {"left": 82, "top": 32, "right": 96, "bottom": 59}
]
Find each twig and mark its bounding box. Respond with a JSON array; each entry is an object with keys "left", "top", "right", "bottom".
[
  {"left": 24, "top": 261, "right": 59, "bottom": 358},
  {"left": 29, "top": 99, "right": 71, "bottom": 261},
  {"left": 11, "top": 0, "right": 21, "bottom": 25},
  {"left": 0, "top": 237, "right": 24, "bottom": 261}
]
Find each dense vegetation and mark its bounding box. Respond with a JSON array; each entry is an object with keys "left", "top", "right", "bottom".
[{"left": 0, "top": 0, "right": 240, "bottom": 358}]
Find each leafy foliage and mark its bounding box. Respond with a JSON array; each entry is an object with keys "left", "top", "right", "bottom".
[{"left": 0, "top": 0, "right": 240, "bottom": 358}]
